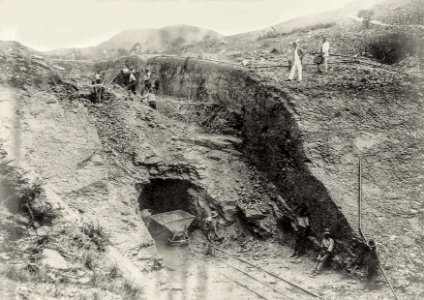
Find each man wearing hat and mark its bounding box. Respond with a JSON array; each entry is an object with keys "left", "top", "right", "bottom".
[
  {"left": 203, "top": 210, "right": 224, "bottom": 243},
  {"left": 288, "top": 41, "right": 305, "bottom": 82},
  {"left": 311, "top": 228, "right": 334, "bottom": 276},
  {"left": 365, "top": 239, "right": 379, "bottom": 290},
  {"left": 291, "top": 203, "right": 310, "bottom": 258},
  {"left": 128, "top": 68, "right": 137, "bottom": 94},
  {"left": 143, "top": 68, "right": 152, "bottom": 94}
]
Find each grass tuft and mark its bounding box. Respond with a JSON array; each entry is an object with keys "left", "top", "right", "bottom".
[
  {"left": 121, "top": 279, "right": 143, "bottom": 300},
  {"left": 81, "top": 221, "right": 109, "bottom": 251}
]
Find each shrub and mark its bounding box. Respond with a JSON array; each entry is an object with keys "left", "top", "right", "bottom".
[
  {"left": 0, "top": 151, "right": 53, "bottom": 228},
  {"left": 366, "top": 33, "right": 418, "bottom": 64},
  {"left": 84, "top": 252, "right": 96, "bottom": 270},
  {"left": 109, "top": 264, "right": 122, "bottom": 279}
]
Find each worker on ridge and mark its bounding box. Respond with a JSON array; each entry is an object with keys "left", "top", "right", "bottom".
[
  {"left": 317, "top": 37, "right": 330, "bottom": 73},
  {"left": 288, "top": 41, "right": 305, "bottom": 82},
  {"left": 311, "top": 228, "right": 334, "bottom": 276},
  {"left": 364, "top": 239, "right": 380, "bottom": 290},
  {"left": 291, "top": 203, "right": 310, "bottom": 258},
  {"left": 91, "top": 80, "right": 104, "bottom": 104},
  {"left": 94, "top": 71, "right": 102, "bottom": 84},
  {"left": 122, "top": 64, "right": 130, "bottom": 85},
  {"left": 143, "top": 68, "right": 152, "bottom": 93},
  {"left": 128, "top": 68, "right": 137, "bottom": 94}
]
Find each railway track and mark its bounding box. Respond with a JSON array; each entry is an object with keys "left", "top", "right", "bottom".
[{"left": 210, "top": 246, "right": 327, "bottom": 300}]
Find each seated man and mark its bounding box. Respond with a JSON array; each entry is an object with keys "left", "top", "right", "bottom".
[{"left": 311, "top": 228, "right": 334, "bottom": 276}]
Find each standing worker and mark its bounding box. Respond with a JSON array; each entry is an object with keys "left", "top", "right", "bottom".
[
  {"left": 291, "top": 203, "right": 310, "bottom": 258},
  {"left": 288, "top": 42, "right": 305, "bottom": 82},
  {"left": 94, "top": 71, "right": 102, "bottom": 84},
  {"left": 317, "top": 37, "right": 330, "bottom": 73},
  {"left": 91, "top": 80, "right": 104, "bottom": 103},
  {"left": 122, "top": 64, "right": 130, "bottom": 85},
  {"left": 143, "top": 68, "right": 152, "bottom": 94},
  {"left": 128, "top": 68, "right": 137, "bottom": 94},
  {"left": 311, "top": 228, "right": 334, "bottom": 276},
  {"left": 365, "top": 239, "right": 380, "bottom": 290}
]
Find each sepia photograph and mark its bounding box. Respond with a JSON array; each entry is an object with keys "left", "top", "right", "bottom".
[{"left": 0, "top": 0, "right": 423, "bottom": 299}]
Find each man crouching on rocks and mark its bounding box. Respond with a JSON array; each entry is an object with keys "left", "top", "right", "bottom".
[
  {"left": 311, "top": 228, "right": 334, "bottom": 276},
  {"left": 203, "top": 210, "right": 224, "bottom": 243}
]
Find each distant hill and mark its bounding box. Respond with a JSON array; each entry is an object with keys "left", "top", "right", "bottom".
[
  {"left": 46, "top": 25, "right": 224, "bottom": 59},
  {"left": 97, "top": 25, "right": 223, "bottom": 54}
]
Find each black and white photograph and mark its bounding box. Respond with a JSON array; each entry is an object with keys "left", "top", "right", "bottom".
[{"left": 0, "top": 0, "right": 423, "bottom": 299}]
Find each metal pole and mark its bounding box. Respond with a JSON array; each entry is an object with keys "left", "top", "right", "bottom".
[
  {"left": 358, "top": 157, "right": 362, "bottom": 234},
  {"left": 358, "top": 157, "right": 399, "bottom": 300}
]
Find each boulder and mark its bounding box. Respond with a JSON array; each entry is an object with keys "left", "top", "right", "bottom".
[{"left": 39, "top": 249, "right": 70, "bottom": 269}]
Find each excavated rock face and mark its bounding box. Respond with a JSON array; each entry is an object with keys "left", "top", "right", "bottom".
[
  {"left": 147, "top": 57, "right": 353, "bottom": 239},
  {"left": 145, "top": 56, "right": 424, "bottom": 287}
]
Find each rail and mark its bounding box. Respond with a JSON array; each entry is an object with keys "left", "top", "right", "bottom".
[{"left": 204, "top": 242, "right": 328, "bottom": 300}]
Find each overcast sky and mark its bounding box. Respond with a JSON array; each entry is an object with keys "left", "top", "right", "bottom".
[{"left": 0, "top": 0, "right": 354, "bottom": 51}]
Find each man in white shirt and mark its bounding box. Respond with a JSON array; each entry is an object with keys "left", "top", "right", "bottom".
[
  {"left": 318, "top": 38, "right": 330, "bottom": 73},
  {"left": 288, "top": 42, "right": 304, "bottom": 82},
  {"left": 94, "top": 71, "right": 102, "bottom": 84},
  {"left": 311, "top": 228, "right": 334, "bottom": 276}
]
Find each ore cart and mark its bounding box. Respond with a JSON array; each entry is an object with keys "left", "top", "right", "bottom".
[{"left": 150, "top": 210, "right": 195, "bottom": 246}]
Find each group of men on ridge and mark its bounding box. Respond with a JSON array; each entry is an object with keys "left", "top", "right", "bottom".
[
  {"left": 91, "top": 64, "right": 156, "bottom": 109},
  {"left": 288, "top": 37, "right": 330, "bottom": 82}
]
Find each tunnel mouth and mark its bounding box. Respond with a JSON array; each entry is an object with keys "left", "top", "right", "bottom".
[{"left": 138, "top": 178, "right": 199, "bottom": 216}]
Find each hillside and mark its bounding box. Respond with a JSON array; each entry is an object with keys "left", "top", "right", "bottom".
[
  {"left": 373, "top": 0, "right": 424, "bottom": 26},
  {"left": 225, "top": 0, "right": 379, "bottom": 43}
]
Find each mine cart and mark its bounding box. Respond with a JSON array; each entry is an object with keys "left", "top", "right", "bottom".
[{"left": 150, "top": 210, "right": 195, "bottom": 246}]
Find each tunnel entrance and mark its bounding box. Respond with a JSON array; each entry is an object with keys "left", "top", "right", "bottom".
[
  {"left": 137, "top": 178, "right": 214, "bottom": 221},
  {"left": 138, "top": 178, "right": 197, "bottom": 215}
]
